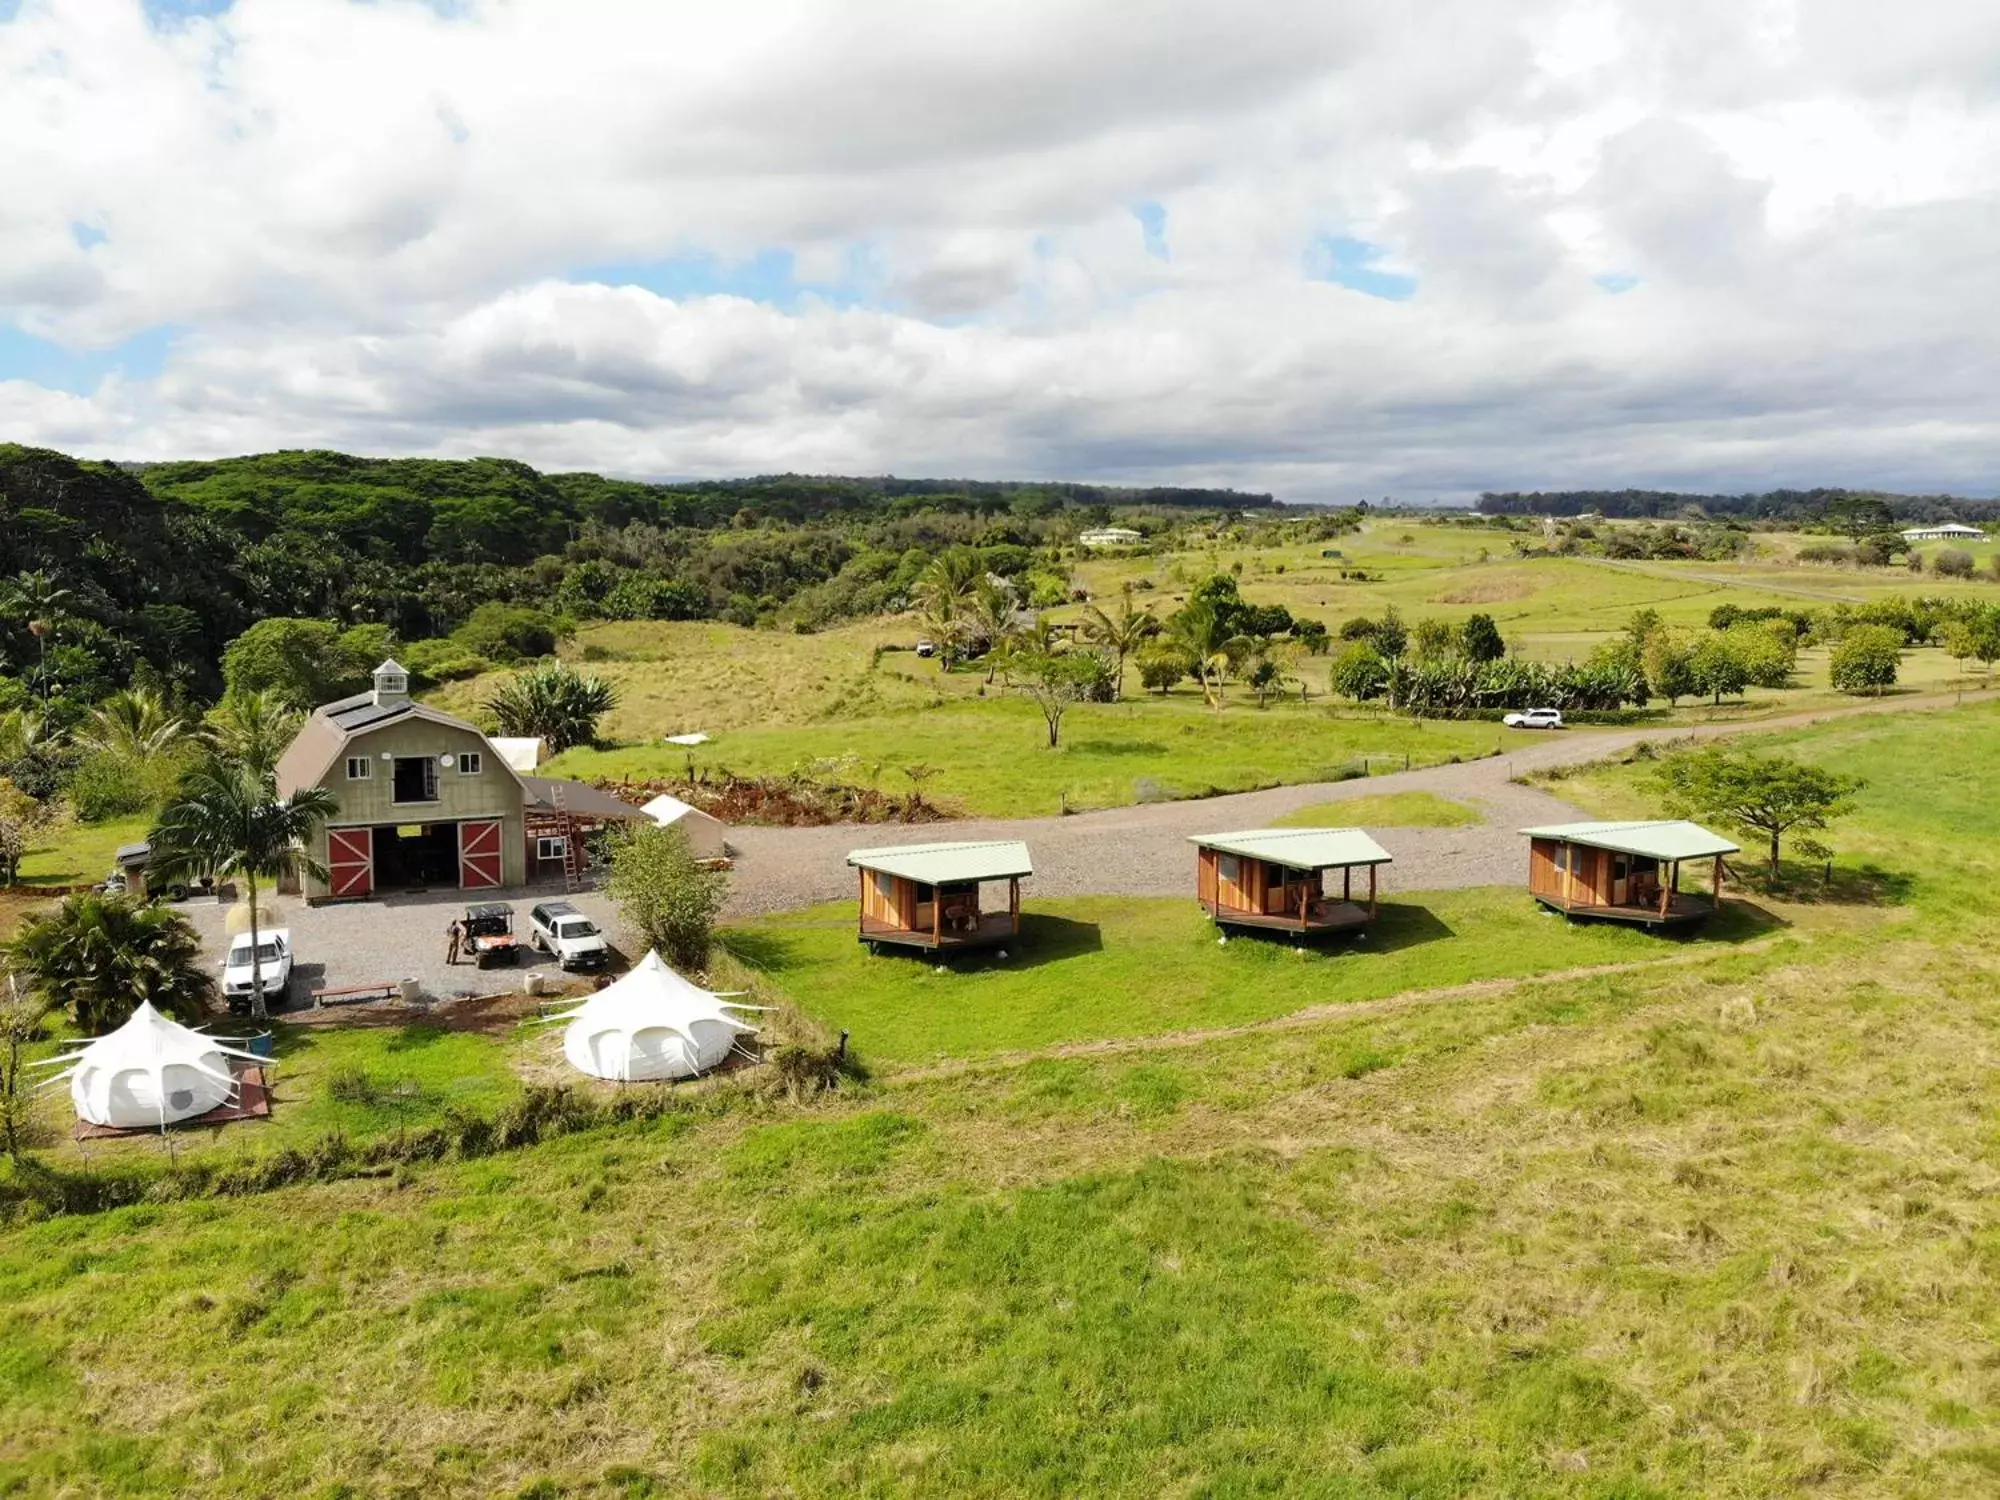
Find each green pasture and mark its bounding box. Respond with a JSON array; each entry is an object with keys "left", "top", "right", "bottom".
[
  {"left": 734, "top": 889, "right": 1783, "bottom": 1070},
  {"left": 552, "top": 695, "right": 1525, "bottom": 817},
  {"left": 2, "top": 691, "right": 1994, "bottom": 1498}
]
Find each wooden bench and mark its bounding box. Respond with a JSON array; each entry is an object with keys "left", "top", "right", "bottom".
[{"left": 312, "top": 982, "right": 400, "bottom": 1008}]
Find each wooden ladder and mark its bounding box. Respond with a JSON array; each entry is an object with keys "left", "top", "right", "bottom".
[{"left": 548, "top": 781, "right": 584, "bottom": 893}]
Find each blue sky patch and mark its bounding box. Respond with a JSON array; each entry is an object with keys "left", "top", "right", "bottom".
[
  {"left": 1133, "top": 202, "right": 1169, "bottom": 261},
  {"left": 71, "top": 222, "right": 107, "bottom": 250},
  {"left": 0, "top": 324, "right": 178, "bottom": 393},
  {"left": 1307, "top": 235, "right": 1417, "bottom": 301},
  {"left": 142, "top": 0, "right": 233, "bottom": 25},
  {"left": 1594, "top": 271, "right": 1641, "bottom": 294},
  {"left": 571, "top": 246, "right": 875, "bottom": 310}
]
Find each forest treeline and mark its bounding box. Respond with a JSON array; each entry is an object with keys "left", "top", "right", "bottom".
[
  {"left": 0, "top": 442, "right": 1267, "bottom": 708},
  {"left": 1476, "top": 487, "right": 2000, "bottom": 523}
]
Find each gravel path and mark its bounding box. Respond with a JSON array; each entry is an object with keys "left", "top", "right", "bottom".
[{"left": 722, "top": 695, "right": 1953, "bottom": 917}]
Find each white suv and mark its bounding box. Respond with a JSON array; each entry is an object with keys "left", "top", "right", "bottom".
[
  {"left": 528, "top": 901, "right": 611, "bottom": 971},
  {"left": 1503, "top": 707, "right": 1564, "bottom": 730}
]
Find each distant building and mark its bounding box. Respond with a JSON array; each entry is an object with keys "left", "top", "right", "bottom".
[
  {"left": 1900, "top": 523, "right": 1986, "bottom": 543},
  {"left": 1078, "top": 527, "right": 1143, "bottom": 548}
]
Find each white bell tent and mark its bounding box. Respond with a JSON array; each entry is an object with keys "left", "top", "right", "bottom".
[
  {"left": 548, "top": 951, "right": 760, "bottom": 1081},
  {"left": 37, "top": 1001, "right": 264, "bottom": 1130}
]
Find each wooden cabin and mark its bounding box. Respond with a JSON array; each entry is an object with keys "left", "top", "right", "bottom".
[
  {"left": 1521, "top": 820, "right": 1738, "bottom": 928},
  {"left": 1190, "top": 827, "right": 1392, "bottom": 940},
  {"left": 846, "top": 840, "right": 1032, "bottom": 954}
]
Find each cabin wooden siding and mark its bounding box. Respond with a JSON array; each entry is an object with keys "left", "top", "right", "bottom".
[
  {"left": 859, "top": 868, "right": 917, "bottom": 929},
  {"left": 1197, "top": 848, "right": 1323, "bottom": 919},
  {"left": 1529, "top": 837, "right": 1611, "bottom": 904}
]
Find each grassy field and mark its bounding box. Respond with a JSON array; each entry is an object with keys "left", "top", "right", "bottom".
[
  {"left": 13, "top": 813, "right": 152, "bottom": 888},
  {"left": 554, "top": 696, "right": 1525, "bottom": 817},
  {"left": 0, "top": 703, "right": 1995, "bottom": 1495},
  {"left": 731, "top": 889, "right": 1784, "bottom": 1070},
  {"left": 410, "top": 520, "right": 2000, "bottom": 817},
  {"left": 1272, "top": 790, "right": 1482, "bottom": 828}
]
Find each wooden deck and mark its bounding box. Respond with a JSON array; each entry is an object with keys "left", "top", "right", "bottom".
[
  {"left": 1534, "top": 891, "right": 1719, "bottom": 927},
  {"left": 860, "top": 914, "right": 1018, "bottom": 952},
  {"left": 1206, "top": 900, "right": 1375, "bottom": 936}
]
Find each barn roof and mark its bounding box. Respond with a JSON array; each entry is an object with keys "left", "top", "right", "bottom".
[
  {"left": 845, "top": 840, "right": 1034, "bottom": 884},
  {"left": 523, "top": 777, "right": 650, "bottom": 822},
  {"left": 1519, "top": 819, "right": 1740, "bottom": 860},
  {"left": 1188, "top": 827, "right": 1393, "bottom": 870}
]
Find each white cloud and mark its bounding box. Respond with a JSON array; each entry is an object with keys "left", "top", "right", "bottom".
[{"left": 1, "top": 0, "right": 1997, "bottom": 500}]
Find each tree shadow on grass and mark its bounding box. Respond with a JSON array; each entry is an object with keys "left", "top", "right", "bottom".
[
  {"left": 720, "top": 926, "right": 811, "bottom": 975},
  {"left": 1734, "top": 860, "right": 1915, "bottom": 908}
]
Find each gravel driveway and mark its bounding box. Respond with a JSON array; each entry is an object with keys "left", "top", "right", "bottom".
[{"left": 182, "top": 882, "right": 630, "bottom": 1014}]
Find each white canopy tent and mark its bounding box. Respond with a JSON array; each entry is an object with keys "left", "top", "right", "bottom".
[
  {"left": 547, "top": 951, "right": 761, "bottom": 1081},
  {"left": 640, "top": 793, "right": 728, "bottom": 859},
  {"left": 35, "top": 1001, "right": 264, "bottom": 1130}
]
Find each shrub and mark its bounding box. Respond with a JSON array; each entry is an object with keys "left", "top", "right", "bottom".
[
  {"left": 400, "top": 637, "right": 495, "bottom": 686},
  {"left": 1934, "top": 548, "right": 1975, "bottom": 578},
  {"left": 606, "top": 824, "right": 728, "bottom": 971},
  {"left": 486, "top": 663, "right": 618, "bottom": 753},
  {"left": 63, "top": 750, "right": 161, "bottom": 821}
]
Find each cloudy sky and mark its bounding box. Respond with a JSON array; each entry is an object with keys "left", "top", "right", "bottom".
[{"left": 2, "top": 0, "right": 1997, "bottom": 501}]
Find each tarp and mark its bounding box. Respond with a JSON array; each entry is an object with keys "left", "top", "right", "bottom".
[
  {"left": 35, "top": 1001, "right": 265, "bottom": 1130},
  {"left": 548, "top": 951, "right": 758, "bottom": 1082}
]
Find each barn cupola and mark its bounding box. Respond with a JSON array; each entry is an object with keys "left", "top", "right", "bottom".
[{"left": 371, "top": 659, "right": 410, "bottom": 708}]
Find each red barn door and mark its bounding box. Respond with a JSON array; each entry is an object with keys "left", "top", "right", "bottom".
[
  {"left": 327, "top": 827, "right": 374, "bottom": 899},
  {"left": 458, "top": 819, "right": 504, "bottom": 890}
]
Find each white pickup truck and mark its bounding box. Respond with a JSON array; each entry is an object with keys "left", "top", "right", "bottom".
[
  {"left": 527, "top": 901, "right": 611, "bottom": 971},
  {"left": 222, "top": 928, "right": 293, "bottom": 1011}
]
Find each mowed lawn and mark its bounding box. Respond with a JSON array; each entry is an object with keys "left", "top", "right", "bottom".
[
  {"left": 554, "top": 695, "right": 1524, "bottom": 817},
  {"left": 732, "top": 889, "right": 1779, "bottom": 1069}
]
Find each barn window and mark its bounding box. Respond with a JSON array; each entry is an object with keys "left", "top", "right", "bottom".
[
  {"left": 392, "top": 756, "right": 438, "bottom": 804},
  {"left": 457, "top": 752, "right": 482, "bottom": 775},
  {"left": 1217, "top": 853, "right": 1240, "bottom": 884},
  {"left": 345, "top": 757, "right": 371, "bottom": 781},
  {"left": 537, "top": 836, "right": 567, "bottom": 862}
]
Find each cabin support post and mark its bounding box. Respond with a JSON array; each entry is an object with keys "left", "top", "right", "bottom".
[
  {"left": 1712, "top": 854, "right": 1724, "bottom": 908},
  {"left": 1368, "top": 863, "right": 1378, "bottom": 921},
  {"left": 1298, "top": 877, "right": 1309, "bottom": 931},
  {"left": 934, "top": 890, "right": 943, "bottom": 947},
  {"left": 1659, "top": 864, "right": 1672, "bottom": 918},
  {"left": 1343, "top": 866, "right": 1351, "bottom": 902},
  {"left": 1009, "top": 876, "right": 1020, "bottom": 932}
]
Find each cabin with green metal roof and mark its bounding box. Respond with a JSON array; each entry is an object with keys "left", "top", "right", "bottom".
[
  {"left": 1189, "top": 827, "right": 1392, "bottom": 940},
  {"left": 1520, "top": 820, "right": 1739, "bottom": 928},
  {"left": 846, "top": 840, "right": 1032, "bottom": 955}
]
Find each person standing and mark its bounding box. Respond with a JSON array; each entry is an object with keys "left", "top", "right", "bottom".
[{"left": 445, "top": 918, "right": 462, "bottom": 965}]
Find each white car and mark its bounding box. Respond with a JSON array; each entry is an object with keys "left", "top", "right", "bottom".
[
  {"left": 223, "top": 929, "right": 293, "bottom": 1011},
  {"left": 528, "top": 901, "right": 611, "bottom": 970},
  {"left": 1503, "top": 707, "right": 1565, "bottom": 730}
]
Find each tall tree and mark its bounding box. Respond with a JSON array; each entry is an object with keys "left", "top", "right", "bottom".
[
  {"left": 1652, "top": 746, "right": 1864, "bottom": 883},
  {"left": 147, "top": 761, "right": 338, "bottom": 1020},
  {"left": 1167, "top": 599, "right": 1251, "bottom": 708},
  {"left": 78, "top": 688, "right": 190, "bottom": 760},
  {"left": 1080, "top": 590, "right": 1159, "bottom": 700},
  {"left": 206, "top": 688, "right": 307, "bottom": 776}
]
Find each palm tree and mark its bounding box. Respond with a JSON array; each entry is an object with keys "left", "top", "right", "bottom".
[
  {"left": 911, "top": 549, "right": 982, "bottom": 667},
  {"left": 965, "top": 578, "right": 1019, "bottom": 683},
  {"left": 1, "top": 571, "right": 73, "bottom": 707},
  {"left": 4, "top": 893, "right": 214, "bottom": 1033},
  {"left": 1167, "top": 599, "right": 1251, "bottom": 708},
  {"left": 1081, "top": 590, "right": 1159, "bottom": 700},
  {"left": 206, "top": 688, "right": 306, "bottom": 776},
  {"left": 148, "top": 761, "right": 338, "bottom": 1020},
  {"left": 79, "top": 688, "right": 190, "bottom": 760},
  {"left": 486, "top": 663, "right": 619, "bottom": 754}
]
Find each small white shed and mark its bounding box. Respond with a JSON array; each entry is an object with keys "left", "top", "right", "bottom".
[{"left": 641, "top": 793, "right": 729, "bottom": 859}]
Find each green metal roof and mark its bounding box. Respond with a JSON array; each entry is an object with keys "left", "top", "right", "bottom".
[
  {"left": 1519, "top": 819, "right": 1739, "bottom": 861},
  {"left": 846, "top": 840, "right": 1034, "bottom": 883},
  {"left": 1187, "top": 827, "right": 1393, "bottom": 870}
]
